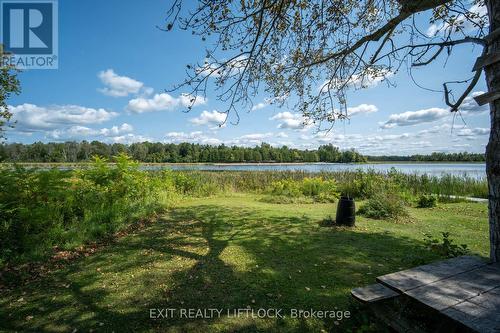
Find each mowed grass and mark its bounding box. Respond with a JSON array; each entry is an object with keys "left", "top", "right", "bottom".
[{"left": 0, "top": 193, "right": 489, "bottom": 332}]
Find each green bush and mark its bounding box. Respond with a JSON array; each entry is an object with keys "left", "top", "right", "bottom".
[
  {"left": 0, "top": 154, "right": 178, "bottom": 266},
  {"left": 269, "top": 179, "right": 302, "bottom": 197},
  {"left": 423, "top": 232, "right": 469, "bottom": 258},
  {"left": 417, "top": 194, "right": 438, "bottom": 208},
  {"left": 358, "top": 192, "right": 409, "bottom": 220}
]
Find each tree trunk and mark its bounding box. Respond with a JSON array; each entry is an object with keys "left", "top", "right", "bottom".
[{"left": 485, "top": 0, "right": 500, "bottom": 262}]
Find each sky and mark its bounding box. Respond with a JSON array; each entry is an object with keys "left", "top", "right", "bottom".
[{"left": 3, "top": 0, "right": 490, "bottom": 155}]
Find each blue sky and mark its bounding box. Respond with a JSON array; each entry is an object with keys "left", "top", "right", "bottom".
[{"left": 4, "top": 0, "right": 489, "bottom": 155}]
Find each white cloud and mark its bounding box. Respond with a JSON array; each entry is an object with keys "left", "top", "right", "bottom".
[
  {"left": 163, "top": 130, "right": 290, "bottom": 147},
  {"left": 313, "top": 127, "right": 486, "bottom": 155},
  {"left": 99, "top": 123, "right": 134, "bottom": 137},
  {"left": 251, "top": 102, "right": 268, "bottom": 111},
  {"left": 127, "top": 93, "right": 178, "bottom": 113},
  {"left": 241, "top": 133, "right": 274, "bottom": 140},
  {"left": 48, "top": 126, "right": 97, "bottom": 140},
  {"left": 110, "top": 134, "right": 152, "bottom": 144},
  {"left": 453, "top": 144, "right": 472, "bottom": 148},
  {"left": 189, "top": 110, "right": 226, "bottom": 127},
  {"left": 165, "top": 131, "right": 222, "bottom": 145},
  {"left": 226, "top": 132, "right": 288, "bottom": 147},
  {"left": 457, "top": 127, "right": 489, "bottom": 137},
  {"left": 178, "top": 94, "right": 207, "bottom": 108},
  {"left": 348, "top": 70, "right": 393, "bottom": 89},
  {"left": 9, "top": 103, "right": 118, "bottom": 132},
  {"left": 380, "top": 91, "right": 487, "bottom": 129},
  {"left": 416, "top": 123, "right": 453, "bottom": 136},
  {"left": 270, "top": 112, "right": 313, "bottom": 131},
  {"left": 98, "top": 69, "right": 144, "bottom": 97},
  {"left": 347, "top": 104, "right": 378, "bottom": 116},
  {"left": 127, "top": 93, "right": 206, "bottom": 113},
  {"left": 165, "top": 131, "right": 202, "bottom": 140},
  {"left": 380, "top": 107, "right": 449, "bottom": 129},
  {"left": 47, "top": 123, "right": 134, "bottom": 141}
]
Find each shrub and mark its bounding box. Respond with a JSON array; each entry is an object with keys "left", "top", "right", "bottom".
[
  {"left": 423, "top": 232, "right": 469, "bottom": 258},
  {"left": 269, "top": 179, "right": 302, "bottom": 197},
  {"left": 301, "top": 177, "right": 339, "bottom": 202},
  {"left": 0, "top": 154, "right": 178, "bottom": 266},
  {"left": 358, "top": 192, "right": 409, "bottom": 220},
  {"left": 417, "top": 194, "right": 438, "bottom": 208}
]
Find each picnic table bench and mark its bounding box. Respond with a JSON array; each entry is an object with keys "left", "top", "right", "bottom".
[{"left": 351, "top": 256, "right": 500, "bottom": 333}]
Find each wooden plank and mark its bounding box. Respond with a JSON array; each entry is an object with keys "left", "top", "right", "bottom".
[
  {"left": 405, "top": 279, "right": 478, "bottom": 311},
  {"left": 456, "top": 264, "right": 500, "bottom": 294},
  {"left": 466, "top": 286, "right": 500, "bottom": 310},
  {"left": 404, "top": 263, "right": 500, "bottom": 311},
  {"left": 443, "top": 308, "right": 499, "bottom": 333},
  {"left": 376, "top": 256, "right": 486, "bottom": 292},
  {"left": 351, "top": 283, "right": 399, "bottom": 303},
  {"left": 472, "top": 52, "right": 500, "bottom": 71},
  {"left": 474, "top": 90, "right": 500, "bottom": 106},
  {"left": 443, "top": 299, "right": 500, "bottom": 333}
]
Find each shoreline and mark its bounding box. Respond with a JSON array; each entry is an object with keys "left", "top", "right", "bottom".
[{"left": 0, "top": 161, "right": 486, "bottom": 166}]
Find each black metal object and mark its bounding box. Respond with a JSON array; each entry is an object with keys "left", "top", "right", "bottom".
[{"left": 336, "top": 196, "right": 355, "bottom": 226}]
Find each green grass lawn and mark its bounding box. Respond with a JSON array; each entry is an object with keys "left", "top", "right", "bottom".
[{"left": 0, "top": 193, "right": 489, "bottom": 332}]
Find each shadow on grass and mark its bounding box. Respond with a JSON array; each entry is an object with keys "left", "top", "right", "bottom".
[{"left": 0, "top": 202, "right": 435, "bottom": 332}]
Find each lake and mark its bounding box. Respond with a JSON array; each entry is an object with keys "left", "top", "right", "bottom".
[{"left": 141, "top": 162, "right": 486, "bottom": 179}]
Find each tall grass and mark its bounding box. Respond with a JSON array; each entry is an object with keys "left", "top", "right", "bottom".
[{"left": 170, "top": 169, "right": 488, "bottom": 199}]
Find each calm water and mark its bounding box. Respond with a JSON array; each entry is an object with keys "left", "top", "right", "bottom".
[{"left": 141, "top": 163, "right": 486, "bottom": 179}]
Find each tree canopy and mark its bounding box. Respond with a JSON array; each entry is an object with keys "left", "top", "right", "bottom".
[
  {"left": 0, "top": 141, "right": 485, "bottom": 163},
  {"left": 0, "top": 141, "right": 368, "bottom": 163},
  {"left": 166, "top": 0, "right": 488, "bottom": 126}
]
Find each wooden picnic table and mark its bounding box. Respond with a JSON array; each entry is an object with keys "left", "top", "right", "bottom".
[{"left": 352, "top": 256, "right": 500, "bottom": 333}]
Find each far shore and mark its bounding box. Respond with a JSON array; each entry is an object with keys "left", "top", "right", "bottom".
[{"left": 0, "top": 161, "right": 486, "bottom": 166}]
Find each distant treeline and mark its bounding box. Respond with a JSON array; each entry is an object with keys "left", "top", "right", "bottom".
[
  {"left": 0, "top": 141, "right": 484, "bottom": 163},
  {"left": 366, "top": 152, "right": 485, "bottom": 162},
  {"left": 0, "top": 141, "right": 366, "bottom": 163}
]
